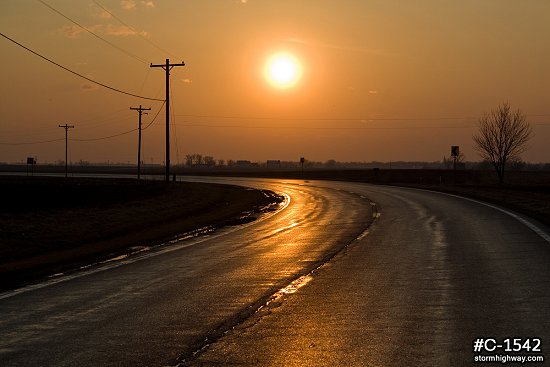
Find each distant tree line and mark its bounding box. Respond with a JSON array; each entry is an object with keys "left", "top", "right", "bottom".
[
  {"left": 176, "top": 154, "right": 550, "bottom": 171},
  {"left": 178, "top": 102, "right": 538, "bottom": 184}
]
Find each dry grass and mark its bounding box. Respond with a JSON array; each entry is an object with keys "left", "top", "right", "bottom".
[{"left": 0, "top": 176, "right": 282, "bottom": 290}]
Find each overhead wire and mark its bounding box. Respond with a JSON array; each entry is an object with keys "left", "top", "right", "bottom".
[
  {"left": 137, "top": 101, "right": 165, "bottom": 166},
  {"left": 0, "top": 125, "right": 61, "bottom": 138},
  {"left": 172, "top": 113, "right": 549, "bottom": 130},
  {"left": 0, "top": 101, "right": 164, "bottom": 146},
  {"left": 169, "top": 78, "right": 180, "bottom": 164},
  {"left": 60, "top": 100, "right": 165, "bottom": 141},
  {"left": 0, "top": 138, "right": 65, "bottom": 146},
  {"left": 138, "top": 67, "right": 152, "bottom": 96},
  {"left": 174, "top": 123, "right": 476, "bottom": 130},
  {"left": 0, "top": 32, "right": 164, "bottom": 102},
  {"left": 174, "top": 114, "right": 479, "bottom": 121},
  {"left": 91, "top": 0, "right": 180, "bottom": 59},
  {"left": 142, "top": 101, "right": 166, "bottom": 130},
  {"left": 76, "top": 109, "right": 132, "bottom": 130},
  {"left": 76, "top": 107, "right": 128, "bottom": 125},
  {"left": 174, "top": 113, "right": 550, "bottom": 122},
  {"left": 71, "top": 128, "right": 137, "bottom": 142},
  {"left": 37, "top": 0, "right": 149, "bottom": 65}
]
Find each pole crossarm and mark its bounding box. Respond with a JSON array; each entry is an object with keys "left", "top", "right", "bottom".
[
  {"left": 150, "top": 59, "right": 185, "bottom": 181},
  {"left": 130, "top": 106, "right": 151, "bottom": 113},
  {"left": 150, "top": 61, "right": 186, "bottom": 70}
]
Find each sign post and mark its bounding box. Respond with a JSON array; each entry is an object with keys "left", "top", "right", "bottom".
[
  {"left": 451, "top": 146, "right": 460, "bottom": 170},
  {"left": 26, "top": 157, "right": 36, "bottom": 176}
]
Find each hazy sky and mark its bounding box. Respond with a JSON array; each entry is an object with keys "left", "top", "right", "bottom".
[{"left": 1, "top": 0, "right": 549, "bottom": 164}]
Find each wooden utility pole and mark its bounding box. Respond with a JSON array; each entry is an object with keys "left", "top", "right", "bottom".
[
  {"left": 150, "top": 59, "right": 185, "bottom": 181},
  {"left": 130, "top": 105, "right": 151, "bottom": 180},
  {"left": 58, "top": 124, "right": 74, "bottom": 177}
]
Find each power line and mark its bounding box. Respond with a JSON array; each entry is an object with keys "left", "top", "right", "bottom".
[
  {"left": 37, "top": 0, "right": 149, "bottom": 65},
  {"left": 0, "top": 138, "right": 65, "bottom": 146},
  {"left": 76, "top": 109, "right": 132, "bottom": 129},
  {"left": 137, "top": 67, "right": 151, "bottom": 96},
  {"left": 169, "top": 81, "right": 180, "bottom": 165},
  {"left": 143, "top": 101, "right": 166, "bottom": 130},
  {"left": 68, "top": 103, "right": 170, "bottom": 140},
  {"left": 71, "top": 128, "right": 137, "bottom": 142},
  {"left": 0, "top": 32, "right": 164, "bottom": 101},
  {"left": 139, "top": 102, "right": 165, "bottom": 168},
  {"left": 91, "top": 0, "right": 180, "bottom": 59},
  {"left": 174, "top": 123, "right": 476, "bottom": 130},
  {"left": 174, "top": 114, "right": 550, "bottom": 122},
  {"left": 2, "top": 116, "right": 543, "bottom": 146},
  {"left": 70, "top": 101, "right": 165, "bottom": 141},
  {"left": 174, "top": 114, "right": 479, "bottom": 121},
  {"left": 0, "top": 102, "right": 164, "bottom": 145}
]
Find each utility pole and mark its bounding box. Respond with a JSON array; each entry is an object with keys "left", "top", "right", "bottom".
[
  {"left": 150, "top": 59, "right": 185, "bottom": 181},
  {"left": 58, "top": 124, "right": 74, "bottom": 177},
  {"left": 130, "top": 105, "right": 151, "bottom": 180}
]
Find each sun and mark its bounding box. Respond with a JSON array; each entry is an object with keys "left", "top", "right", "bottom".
[{"left": 264, "top": 52, "right": 302, "bottom": 89}]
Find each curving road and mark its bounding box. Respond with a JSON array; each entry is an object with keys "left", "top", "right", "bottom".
[{"left": 1, "top": 178, "right": 549, "bottom": 366}]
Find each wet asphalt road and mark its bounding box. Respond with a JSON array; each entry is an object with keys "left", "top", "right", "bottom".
[
  {"left": 1, "top": 178, "right": 549, "bottom": 366},
  {"left": 189, "top": 180, "right": 550, "bottom": 366},
  {"left": 0, "top": 178, "right": 371, "bottom": 366}
]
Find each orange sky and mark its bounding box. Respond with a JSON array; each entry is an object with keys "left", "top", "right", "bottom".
[{"left": 1, "top": 1, "right": 549, "bottom": 164}]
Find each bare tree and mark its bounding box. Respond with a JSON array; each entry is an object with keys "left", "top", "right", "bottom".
[
  {"left": 203, "top": 156, "right": 215, "bottom": 166},
  {"left": 192, "top": 154, "right": 203, "bottom": 166},
  {"left": 473, "top": 102, "right": 532, "bottom": 184},
  {"left": 185, "top": 154, "right": 193, "bottom": 167}
]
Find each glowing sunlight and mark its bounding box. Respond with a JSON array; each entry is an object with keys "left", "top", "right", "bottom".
[{"left": 264, "top": 52, "right": 302, "bottom": 89}]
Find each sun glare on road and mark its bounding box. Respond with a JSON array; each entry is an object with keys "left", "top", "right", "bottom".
[{"left": 264, "top": 52, "right": 302, "bottom": 89}]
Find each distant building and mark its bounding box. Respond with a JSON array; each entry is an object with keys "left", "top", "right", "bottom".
[
  {"left": 266, "top": 160, "right": 281, "bottom": 169},
  {"left": 235, "top": 160, "right": 253, "bottom": 168}
]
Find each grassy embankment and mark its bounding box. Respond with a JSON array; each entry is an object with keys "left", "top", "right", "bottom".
[{"left": 0, "top": 176, "right": 282, "bottom": 291}]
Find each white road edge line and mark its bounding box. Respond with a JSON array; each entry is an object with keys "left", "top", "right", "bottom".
[
  {"left": 409, "top": 187, "right": 550, "bottom": 244},
  {"left": 0, "top": 192, "right": 292, "bottom": 301},
  {"left": 355, "top": 202, "right": 380, "bottom": 241}
]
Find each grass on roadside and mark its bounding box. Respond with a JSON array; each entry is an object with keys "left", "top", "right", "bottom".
[{"left": 0, "top": 176, "right": 282, "bottom": 291}]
